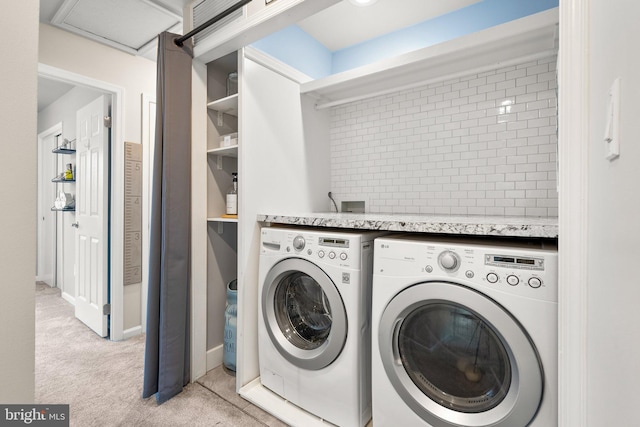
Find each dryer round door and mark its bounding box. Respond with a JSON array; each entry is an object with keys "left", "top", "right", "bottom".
[
  {"left": 262, "top": 258, "right": 347, "bottom": 370},
  {"left": 378, "top": 282, "right": 543, "bottom": 427}
]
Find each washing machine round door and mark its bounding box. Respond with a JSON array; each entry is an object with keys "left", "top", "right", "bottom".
[
  {"left": 379, "top": 282, "right": 543, "bottom": 427},
  {"left": 262, "top": 258, "right": 347, "bottom": 370}
]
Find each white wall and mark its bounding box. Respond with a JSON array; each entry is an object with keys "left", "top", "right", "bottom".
[
  {"left": 38, "top": 86, "right": 104, "bottom": 136},
  {"left": 0, "top": 0, "right": 38, "bottom": 403},
  {"left": 330, "top": 55, "right": 558, "bottom": 217},
  {"left": 39, "top": 23, "right": 157, "bottom": 333},
  {"left": 586, "top": 0, "right": 640, "bottom": 423}
]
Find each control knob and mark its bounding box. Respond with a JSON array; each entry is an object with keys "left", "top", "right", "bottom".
[
  {"left": 486, "top": 273, "right": 499, "bottom": 283},
  {"left": 439, "top": 251, "right": 460, "bottom": 271},
  {"left": 528, "top": 277, "right": 542, "bottom": 288},
  {"left": 293, "top": 236, "right": 305, "bottom": 251},
  {"left": 507, "top": 275, "right": 519, "bottom": 286}
]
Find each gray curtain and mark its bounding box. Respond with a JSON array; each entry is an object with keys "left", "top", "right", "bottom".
[{"left": 143, "top": 31, "right": 193, "bottom": 404}]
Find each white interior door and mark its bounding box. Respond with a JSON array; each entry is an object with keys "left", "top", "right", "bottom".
[{"left": 75, "top": 95, "right": 110, "bottom": 337}]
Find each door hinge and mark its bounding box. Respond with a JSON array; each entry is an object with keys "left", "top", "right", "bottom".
[
  {"left": 103, "top": 304, "right": 111, "bottom": 315},
  {"left": 104, "top": 116, "right": 112, "bottom": 128}
]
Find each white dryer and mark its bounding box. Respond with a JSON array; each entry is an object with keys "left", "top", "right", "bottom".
[
  {"left": 372, "top": 235, "right": 558, "bottom": 427},
  {"left": 258, "top": 227, "right": 384, "bottom": 427}
]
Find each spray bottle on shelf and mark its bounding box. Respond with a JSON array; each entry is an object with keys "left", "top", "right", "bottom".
[{"left": 226, "top": 173, "right": 238, "bottom": 215}]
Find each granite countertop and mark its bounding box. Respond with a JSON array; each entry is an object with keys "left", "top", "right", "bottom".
[{"left": 257, "top": 212, "right": 558, "bottom": 239}]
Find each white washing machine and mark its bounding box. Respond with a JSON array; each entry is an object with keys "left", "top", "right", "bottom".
[
  {"left": 258, "top": 227, "right": 384, "bottom": 427},
  {"left": 372, "top": 235, "right": 558, "bottom": 427}
]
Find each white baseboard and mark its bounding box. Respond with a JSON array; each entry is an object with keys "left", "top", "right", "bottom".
[
  {"left": 61, "top": 291, "right": 75, "bottom": 305},
  {"left": 206, "top": 344, "right": 224, "bottom": 372},
  {"left": 123, "top": 325, "right": 142, "bottom": 340}
]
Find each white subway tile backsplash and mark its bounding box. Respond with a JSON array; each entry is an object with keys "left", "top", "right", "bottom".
[{"left": 329, "top": 56, "right": 558, "bottom": 217}]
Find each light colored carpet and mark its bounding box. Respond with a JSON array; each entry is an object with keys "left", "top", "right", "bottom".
[{"left": 35, "top": 282, "right": 287, "bottom": 427}]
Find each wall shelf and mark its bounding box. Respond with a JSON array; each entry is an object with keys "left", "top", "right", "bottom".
[
  {"left": 207, "top": 94, "right": 239, "bottom": 116},
  {"left": 207, "top": 144, "right": 238, "bottom": 158},
  {"left": 52, "top": 147, "right": 76, "bottom": 155},
  {"left": 51, "top": 206, "right": 75, "bottom": 212},
  {"left": 300, "top": 9, "right": 558, "bottom": 109},
  {"left": 207, "top": 217, "right": 238, "bottom": 223},
  {"left": 51, "top": 177, "right": 75, "bottom": 183}
]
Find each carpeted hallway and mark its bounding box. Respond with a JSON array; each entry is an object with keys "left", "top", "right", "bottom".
[{"left": 35, "top": 282, "right": 287, "bottom": 426}]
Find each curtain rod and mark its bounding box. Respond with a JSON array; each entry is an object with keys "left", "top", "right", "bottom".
[{"left": 174, "top": 0, "right": 253, "bottom": 47}]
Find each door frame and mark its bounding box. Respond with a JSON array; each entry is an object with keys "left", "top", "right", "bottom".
[
  {"left": 37, "top": 122, "right": 62, "bottom": 287},
  {"left": 38, "top": 63, "right": 126, "bottom": 341},
  {"left": 141, "top": 93, "right": 156, "bottom": 334},
  {"left": 557, "top": 0, "right": 589, "bottom": 425}
]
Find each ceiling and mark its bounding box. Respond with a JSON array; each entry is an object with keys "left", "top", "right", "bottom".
[
  {"left": 38, "top": 0, "right": 190, "bottom": 111},
  {"left": 298, "top": 0, "right": 481, "bottom": 51},
  {"left": 38, "top": 0, "right": 481, "bottom": 110},
  {"left": 39, "top": 0, "right": 483, "bottom": 55},
  {"left": 39, "top": 0, "right": 188, "bottom": 57}
]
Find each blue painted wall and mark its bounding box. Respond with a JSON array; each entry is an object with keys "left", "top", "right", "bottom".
[
  {"left": 251, "top": 0, "right": 559, "bottom": 78},
  {"left": 250, "top": 25, "right": 332, "bottom": 79}
]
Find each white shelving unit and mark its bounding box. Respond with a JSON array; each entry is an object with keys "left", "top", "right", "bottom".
[{"left": 204, "top": 51, "right": 240, "bottom": 373}]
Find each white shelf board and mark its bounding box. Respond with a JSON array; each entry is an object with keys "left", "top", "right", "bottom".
[
  {"left": 207, "top": 94, "right": 238, "bottom": 116},
  {"left": 207, "top": 144, "right": 238, "bottom": 158},
  {"left": 300, "top": 8, "right": 559, "bottom": 109},
  {"left": 207, "top": 217, "right": 238, "bottom": 223}
]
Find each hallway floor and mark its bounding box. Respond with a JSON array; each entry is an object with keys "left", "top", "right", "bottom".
[{"left": 34, "top": 282, "right": 287, "bottom": 426}]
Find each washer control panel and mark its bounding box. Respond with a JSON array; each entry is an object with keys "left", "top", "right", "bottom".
[
  {"left": 375, "top": 237, "right": 558, "bottom": 303},
  {"left": 260, "top": 228, "right": 382, "bottom": 269},
  {"left": 438, "top": 250, "right": 461, "bottom": 272}
]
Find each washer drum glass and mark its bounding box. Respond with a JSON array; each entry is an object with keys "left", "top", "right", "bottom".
[
  {"left": 262, "top": 258, "right": 347, "bottom": 370},
  {"left": 274, "top": 272, "right": 332, "bottom": 350},
  {"left": 399, "top": 302, "right": 511, "bottom": 413}
]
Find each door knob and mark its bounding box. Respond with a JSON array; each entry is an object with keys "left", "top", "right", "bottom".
[{"left": 71, "top": 222, "right": 79, "bottom": 228}]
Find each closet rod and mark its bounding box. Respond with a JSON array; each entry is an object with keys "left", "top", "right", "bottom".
[{"left": 174, "top": 0, "right": 253, "bottom": 47}]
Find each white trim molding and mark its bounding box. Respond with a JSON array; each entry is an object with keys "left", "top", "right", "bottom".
[
  {"left": 38, "top": 63, "right": 126, "bottom": 341},
  {"left": 557, "top": 1, "right": 589, "bottom": 426}
]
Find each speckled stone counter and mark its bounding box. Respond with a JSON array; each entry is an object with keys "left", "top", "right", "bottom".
[{"left": 257, "top": 213, "right": 558, "bottom": 239}]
